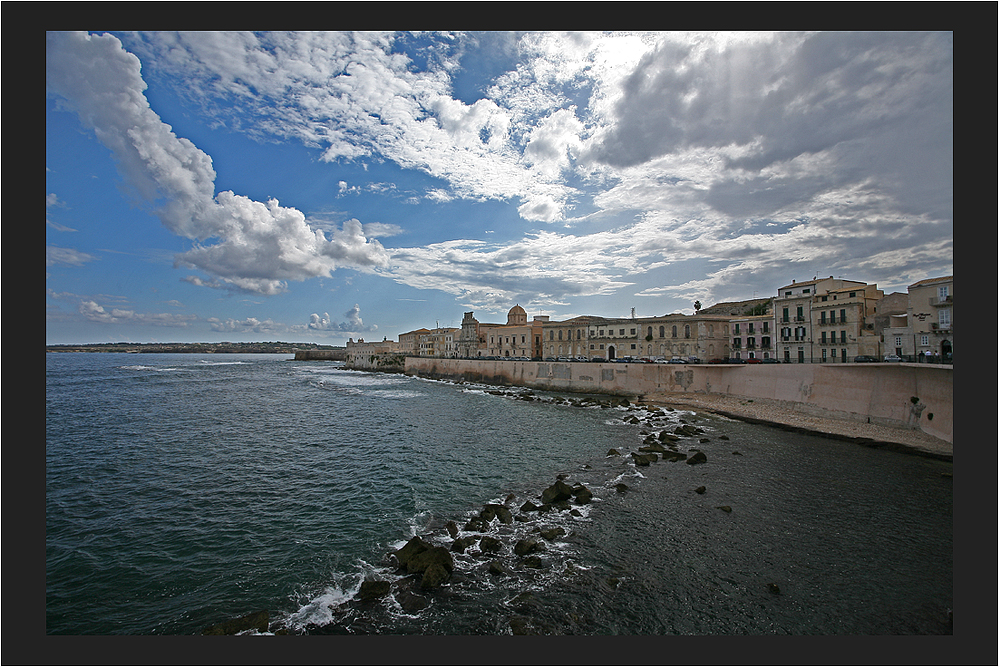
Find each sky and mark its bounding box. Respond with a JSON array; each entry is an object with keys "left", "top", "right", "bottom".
[{"left": 45, "top": 31, "right": 953, "bottom": 345}]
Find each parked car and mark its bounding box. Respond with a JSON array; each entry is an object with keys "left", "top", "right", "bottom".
[
  {"left": 724, "top": 358, "right": 747, "bottom": 364},
  {"left": 760, "top": 358, "right": 780, "bottom": 364},
  {"left": 853, "top": 355, "right": 879, "bottom": 363},
  {"left": 744, "top": 357, "right": 763, "bottom": 364},
  {"left": 707, "top": 358, "right": 727, "bottom": 364},
  {"left": 883, "top": 354, "right": 902, "bottom": 362},
  {"left": 686, "top": 357, "right": 702, "bottom": 364},
  {"left": 667, "top": 357, "right": 688, "bottom": 364}
]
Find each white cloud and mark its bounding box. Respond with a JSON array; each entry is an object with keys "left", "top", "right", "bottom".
[
  {"left": 78, "top": 299, "right": 196, "bottom": 327},
  {"left": 308, "top": 304, "right": 378, "bottom": 333},
  {"left": 46, "top": 31, "right": 390, "bottom": 296},
  {"left": 47, "top": 246, "right": 96, "bottom": 267}
]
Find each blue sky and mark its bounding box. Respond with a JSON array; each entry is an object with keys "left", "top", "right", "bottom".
[{"left": 46, "top": 31, "right": 953, "bottom": 345}]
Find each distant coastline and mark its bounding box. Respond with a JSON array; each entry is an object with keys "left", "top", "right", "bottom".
[{"left": 45, "top": 342, "right": 343, "bottom": 355}]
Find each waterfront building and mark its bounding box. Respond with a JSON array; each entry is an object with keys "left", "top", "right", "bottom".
[
  {"left": 540, "top": 315, "right": 605, "bottom": 359},
  {"left": 345, "top": 337, "right": 401, "bottom": 367},
  {"left": 469, "top": 305, "right": 537, "bottom": 358},
  {"left": 882, "top": 276, "right": 953, "bottom": 362},
  {"left": 418, "top": 327, "right": 460, "bottom": 357},
  {"left": 774, "top": 277, "right": 872, "bottom": 363},
  {"left": 457, "top": 312, "right": 483, "bottom": 358},
  {"left": 398, "top": 328, "right": 430, "bottom": 356}
]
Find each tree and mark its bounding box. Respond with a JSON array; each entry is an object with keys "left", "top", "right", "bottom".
[{"left": 693, "top": 300, "right": 702, "bottom": 312}]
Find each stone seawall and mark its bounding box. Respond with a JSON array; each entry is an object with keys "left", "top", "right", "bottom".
[{"left": 404, "top": 358, "right": 953, "bottom": 444}]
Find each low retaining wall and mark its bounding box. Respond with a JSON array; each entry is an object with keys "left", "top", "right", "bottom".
[{"left": 404, "top": 358, "right": 953, "bottom": 444}]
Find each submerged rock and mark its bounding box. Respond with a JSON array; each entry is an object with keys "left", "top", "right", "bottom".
[
  {"left": 695, "top": 486, "right": 706, "bottom": 494},
  {"left": 356, "top": 579, "right": 391, "bottom": 601},
  {"left": 686, "top": 451, "right": 708, "bottom": 465},
  {"left": 202, "top": 610, "right": 269, "bottom": 635}
]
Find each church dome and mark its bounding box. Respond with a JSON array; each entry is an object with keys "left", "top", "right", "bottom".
[{"left": 507, "top": 304, "right": 527, "bottom": 325}]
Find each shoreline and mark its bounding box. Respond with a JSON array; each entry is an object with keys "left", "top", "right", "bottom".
[{"left": 644, "top": 392, "right": 953, "bottom": 462}]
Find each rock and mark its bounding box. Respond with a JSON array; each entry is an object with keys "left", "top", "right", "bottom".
[
  {"left": 572, "top": 484, "right": 594, "bottom": 504},
  {"left": 397, "top": 591, "right": 430, "bottom": 612},
  {"left": 719, "top": 435, "right": 730, "bottom": 440},
  {"left": 521, "top": 555, "right": 544, "bottom": 569},
  {"left": 421, "top": 562, "right": 450, "bottom": 588},
  {"left": 732, "top": 451, "right": 743, "bottom": 456},
  {"left": 520, "top": 500, "right": 540, "bottom": 513},
  {"left": 464, "top": 517, "right": 487, "bottom": 532},
  {"left": 488, "top": 504, "right": 514, "bottom": 524},
  {"left": 479, "top": 536, "right": 503, "bottom": 552},
  {"left": 356, "top": 579, "right": 391, "bottom": 601},
  {"left": 488, "top": 560, "right": 513, "bottom": 576},
  {"left": 675, "top": 424, "right": 703, "bottom": 437},
  {"left": 659, "top": 432, "right": 680, "bottom": 442},
  {"left": 446, "top": 521, "right": 459, "bottom": 538},
  {"left": 686, "top": 451, "right": 708, "bottom": 465},
  {"left": 607, "top": 448, "right": 621, "bottom": 456},
  {"left": 479, "top": 505, "right": 496, "bottom": 522},
  {"left": 539, "top": 527, "right": 566, "bottom": 541},
  {"left": 614, "top": 483, "right": 629, "bottom": 493},
  {"left": 665, "top": 452, "right": 688, "bottom": 462},
  {"left": 397, "top": 540, "right": 454, "bottom": 577},
  {"left": 541, "top": 480, "right": 574, "bottom": 504},
  {"left": 394, "top": 536, "right": 433, "bottom": 569},
  {"left": 631, "top": 453, "right": 652, "bottom": 466},
  {"left": 699, "top": 438, "right": 710, "bottom": 443},
  {"left": 716, "top": 505, "right": 732, "bottom": 513},
  {"left": 767, "top": 583, "right": 781, "bottom": 595},
  {"left": 451, "top": 536, "right": 477, "bottom": 553},
  {"left": 639, "top": 443, "right": 666, "bottom": 453},
  {"left": 695, "top": 486, "right": 706, "bottom": 494},
  {"left": 514, "top": 537, "right": 543, "bottom": 556},
  {"left": 202, "top": 610, "right": 269, "bottom": 635}
]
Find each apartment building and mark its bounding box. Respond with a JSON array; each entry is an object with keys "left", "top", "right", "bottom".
[{"left": 883, "top": 276, "right": 953, "bottom": 362}]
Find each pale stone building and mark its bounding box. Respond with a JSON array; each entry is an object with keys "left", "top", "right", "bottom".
[
  {"left": 883, "top": 276, "right": 953, "bottom": 362},
  {"left": 345, "top": 337, "right": 401, "bottom": 368},
  {"left": 774, "top": 277, "right": 879, "bottom": 363}
]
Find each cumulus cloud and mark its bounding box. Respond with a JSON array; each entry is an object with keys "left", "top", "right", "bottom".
[
  {"left": 308, "top": 304, "right": 378, "bottom": 333},
  {"left": 78, "top": 299, "right": 196, "bottom": 327},
  {"left": 46, "top": 31, "right": 390, "bottom": 296}
]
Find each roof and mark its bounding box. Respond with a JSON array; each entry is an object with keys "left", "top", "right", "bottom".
[{"left": 908, "top": 276, "right": 953, "bottom": 288}]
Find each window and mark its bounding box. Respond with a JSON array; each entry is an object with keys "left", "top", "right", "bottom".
[
  {"left": 821, "top": 296, "right": 828, "bottom": 302},
  {"left": 920, "top": 335, "right": 929, "bottom": 345},
  {"left": 647, "top": 327, "right": 653, "bottom": 338},
  {"left": 558, "top": 330, "right": 562, "bottom": 340},
  {"left": 822, "top": 349, "right": 827, "bottom": 362},
  {"left": 733, "top": 338, "right": 741, "bottom": 349},
  {"left": 841, "top": 349, "right": 847, "bottom": 363},
  {"left": 630, "top": 328, "right": 636, "bottom": 335},
  {"left": 734, "top": 323, "right": 740, "bottom": 335},
  {"left": 630, "top": 343, "right": 636, "bottom": 350},
  {"left": 820, "top": 313, "right": 827, "bottom": 325},
  {"left": 672, "top": 326, "right": 678, "bottom": 337},
  {"left": 762, "top": 322, "right": 769, "bottom": 333},
  {"left": 840, "top": 331, "right": 846, "bottom": 344},
  {"left": 938, "top": 286, "right": 949, "bottom": 301},
  {"left": 849, "top": 292, "right": 856, "bottom": 298},
  {"left": 685, "top": 325, "right": 691, "bottom": 338},
  {"left": 796, "top": 306, "right": 804, "bottom": 321},
  {"left": 708, "top": 325, "right": 714, "bottom": 336},
  {"left": 939, "top": 309, "right": 950, "bottom": 327},
  {"left": 894, "top": 336, "right": 903, "bottom": 347},
  {"left": 619, "top": 329, "right": 625, "bottom": 336},
  {"left": 820, "top": 332, "right": 827, "bottom": 344},
  {"left": 748, "top": 323, "right": 755, "bottom": 334},
  {"left": 840, "top": 309, "right": 846, "bottom": 323},
  {"left": 747, "top": 337, "right": 756, "bottom": 349},
  {"left": 659, "top": 326, "right": 665, "bottom": 337}
]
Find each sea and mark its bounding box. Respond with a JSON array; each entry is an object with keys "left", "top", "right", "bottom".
[{"left": 45, "top": 353, "right": 953, "bottom": 640}]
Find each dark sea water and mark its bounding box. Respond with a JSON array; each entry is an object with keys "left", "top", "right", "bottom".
[{"left": 45, "top": 353, "right": 953, "bottom": 638}]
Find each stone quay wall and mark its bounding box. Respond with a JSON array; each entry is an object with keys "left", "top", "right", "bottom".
[{"left": 403, "top": 357, "right": 953, "bottom": 444}]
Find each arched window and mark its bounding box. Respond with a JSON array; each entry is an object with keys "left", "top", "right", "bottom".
[
  {"left": 672, "top": 326, "right": 677, "bottom": 338},
  {"left": 558, "top": 330, "right": 563, "bottom": 340},
  {"left": 659, "top": 326, "right": 665, "bottom": 337},
  {"left": 647, "top": 327, "right": 653, "bottom": 338},
  {"left": 685, "top": 325, "right": 691, "bottom": 338}
]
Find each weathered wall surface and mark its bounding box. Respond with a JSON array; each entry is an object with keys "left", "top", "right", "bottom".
[{"left": 404, "top": 358, "right": 953, "bottom": 444}]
